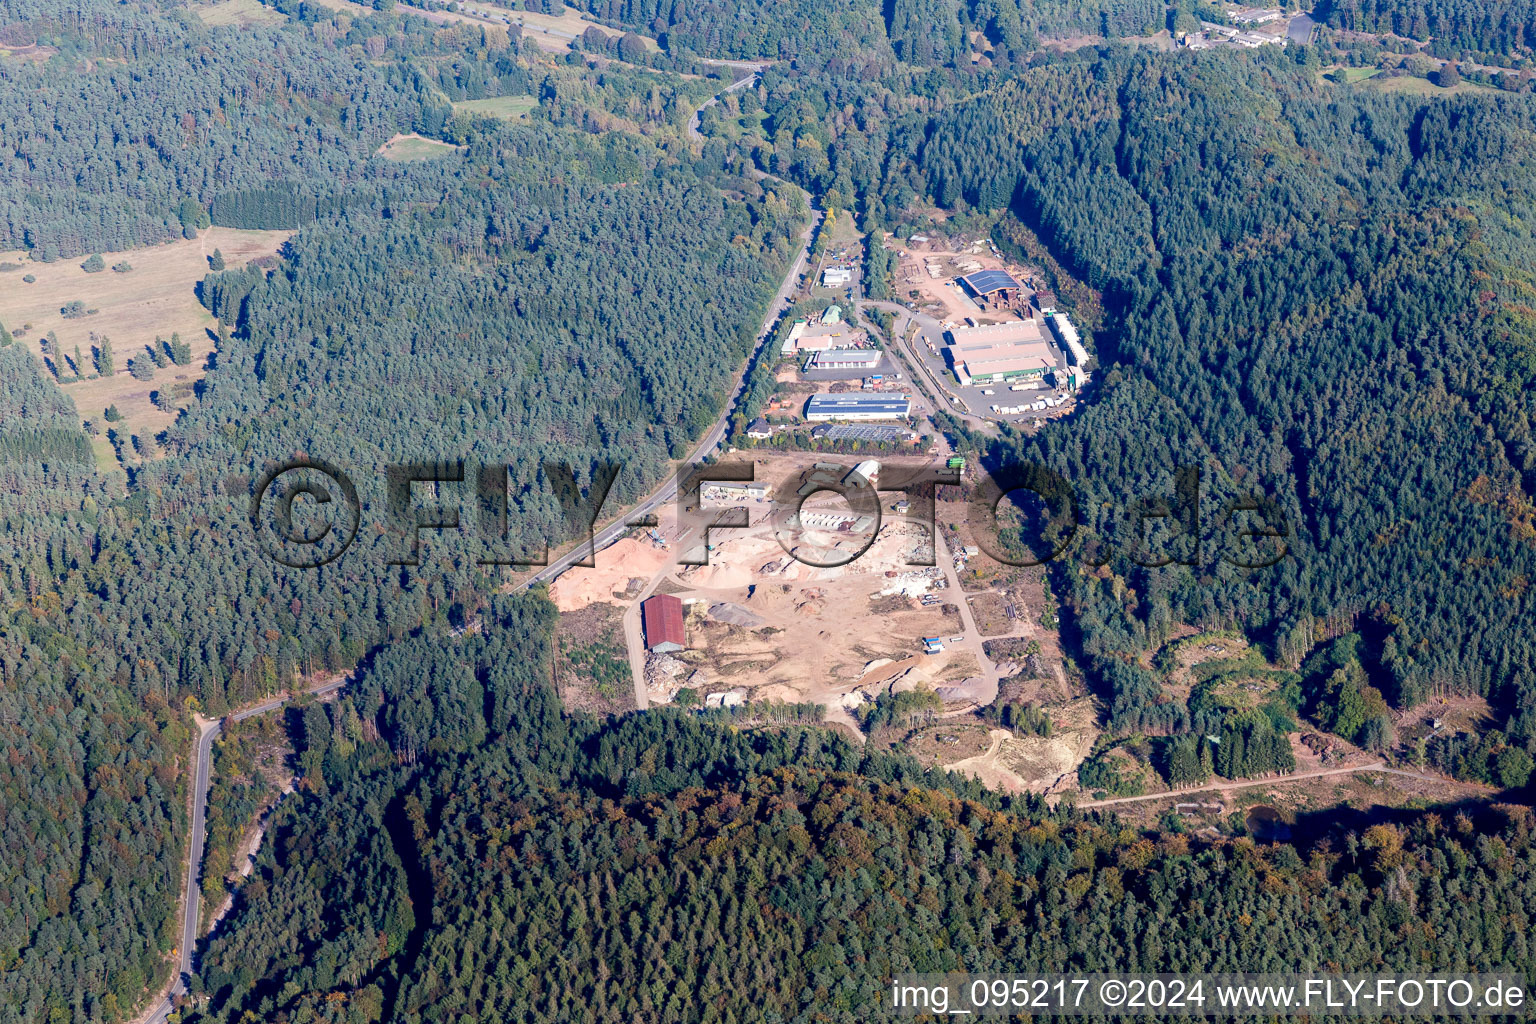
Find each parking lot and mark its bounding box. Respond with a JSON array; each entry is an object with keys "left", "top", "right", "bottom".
[{"left": 902, "top": 317, "right": 1078, "bottom": 424}]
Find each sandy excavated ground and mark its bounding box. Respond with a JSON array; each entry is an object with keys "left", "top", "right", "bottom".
[
  {"left": 550, "top": 537, "right": 673, "bottom": 611},
  {"left": 896, "top": 244, "right": 1027, "bottom": 324},
  {"left": 554, "top": 482, "right": 977, "bottom": 710},
  {"left": 942, "top": 697, "right": 1098, "bottom": 794},
  {"left": 661, "top": 515, "right": 972, "bottom": 707},
  {"left": 548, "top": 454, "right": 1083, "bottom": 768}
]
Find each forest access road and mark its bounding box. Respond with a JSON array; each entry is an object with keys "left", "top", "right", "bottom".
[
  {"left": 142, "top": 674, "right": 351, "bottom": 1024},
  {"left": 687, "top": 71, "right": 760, "bottom": 141},
  {"left": 1072, "top": 762, "right": 1451, "bottom": 809}
]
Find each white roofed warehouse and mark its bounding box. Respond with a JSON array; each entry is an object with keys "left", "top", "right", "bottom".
[
  {"left": 804, "top": 349, "right": 881, "bottom": 372},
  {"left": 945, "top": 320, "right": 1055, "bottom": 385}
]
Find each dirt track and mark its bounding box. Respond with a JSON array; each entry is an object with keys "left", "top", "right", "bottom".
[{"left": 1073, "top": 762, "right": 1453, "bottom": 808}]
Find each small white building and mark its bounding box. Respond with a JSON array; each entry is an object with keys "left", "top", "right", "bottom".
[
  {"left": 844, "top": 460, "right": 880, "bottom": 488},
  {"left": 823, "top": 266, "right": 852, "bottom": 287}
]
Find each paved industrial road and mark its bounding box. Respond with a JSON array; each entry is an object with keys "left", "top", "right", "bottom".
[
  {"left": 519, "top": 207, "right": 819, "bottom": 594},
  {"left": 1073, "top": 761, "right": 1451, "bottom": 809},
  {"left": 934, "top": 531, "right": 1002, "bottom": 707},
  {"left": 141, "top": 675, "right": 350, "bottom": 1024},
  {"left": 857, "top": 298, "right": 1000, "bottom": 431}
]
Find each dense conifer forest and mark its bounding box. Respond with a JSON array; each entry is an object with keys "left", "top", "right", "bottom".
[
  {"left": 916, "top": 56, "right": 1536, "bottom": 744},
  {"left": 4, "top": 0, "right": 1536, "bottom": 1020},
  {"left": 187, "top": 596, "right": 1536, "bottom": 1024},
  {"left": 1316, "top": 0, "right": 1536, "bottom": 58},
  {"left": 0, "top": 1, "right": 800, "bottom": 1019}
]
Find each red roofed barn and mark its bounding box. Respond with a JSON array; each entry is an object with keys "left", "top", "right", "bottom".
[{"left": 641, "top": 594, "right": 685, "bottom": 653}]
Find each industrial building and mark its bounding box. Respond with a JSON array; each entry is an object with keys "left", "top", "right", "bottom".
[
  {"left": 958, "top": 268, "right": 1023, "bottom": 308},
  {"left": 702, "top": 479, "right": 772, "bottom": 501},
  {"left": 642, "top": 594, "right": 685, "bottom": 653},
  {"left": 1046, "top": 311, "right": 1090, "bottom": 366},
  {"left": 946, "top": 320, "right": 1055, "bottom": 385},
  {"left": 844, "top": 460, "right": 880, "bottom": 488},
  {"left": 805, "top": 393, "right": 912, "bottom": 422},
  {"left": 822, "top": 266, "right": 852, "bottom": 287},
  {"left": 805, "top": 348, "right": 881, "bottom": 372},
  {"left": 794, "top": 511, "right": 878, "bottom": 532},
  {"left": 781, "top": 320, "right": 867, "bottom": 356}
]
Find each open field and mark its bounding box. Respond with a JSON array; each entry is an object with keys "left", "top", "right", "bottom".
[
  {"left": 1363, "top": 74, "right": 1499, "bottom": 97},
  {"left": 194, "top": 0, "right": 286, "bottom": 27},
  {"left": 364, "top": 0, "right": 660, "bottom": 53},
  {"left": 0, "top": 228, "right": 290, "bottom": 465},
  {"left": 452, "top": 95, "right": 538, "bottom": 120},
  {"left": 300, "top": 0, "right": 374, "bottom": 14},
  {"left": 485, "top": 2, "right": 660, "bottom": 52},
  {"left": 1327, "top": 65, "right": 1381, "bottom": 84},
  {"left": 376, "top": 133, "right": 465, "bottom": 162}
]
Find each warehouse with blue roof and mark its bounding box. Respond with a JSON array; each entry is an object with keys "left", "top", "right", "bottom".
[
  {"left": 805, "top": 393, "right": 912, "bottom": 422},
  {"left": 958, "top": 268, "right": 1022, "bottom": 308}
]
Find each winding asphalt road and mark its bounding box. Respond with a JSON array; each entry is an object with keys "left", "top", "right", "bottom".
[
  {"left": 687, "top": 70, "right": 761, "bottom": 141},
  {"left": 143, "top": 676, "right": 349, "bottom": 1024},
  {"left": 139, "top": 71, "right": 804, "bottom": 1024}
]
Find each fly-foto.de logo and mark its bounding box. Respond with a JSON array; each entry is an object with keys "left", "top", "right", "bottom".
[{"left": 248, "top": 457, "right": 1289, "bottom": 571}]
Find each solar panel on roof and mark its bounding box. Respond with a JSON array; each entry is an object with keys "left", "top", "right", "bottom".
[{"left": 959, "top": 269, "right": 1021, "bottom": 295}]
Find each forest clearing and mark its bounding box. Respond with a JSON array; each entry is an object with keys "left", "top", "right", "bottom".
[
  {"left": 376, "top": 133, "right": 466, "bottom": 161},
  {"left": 0, "top": 227, "right": 289, "bottom": 465},
  {"left": 193, "top": 0, "right": 284, "bottom": 28}
]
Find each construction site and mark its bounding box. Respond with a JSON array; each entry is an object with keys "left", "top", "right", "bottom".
[{"left": 548, "top": 451, "right": 1097, "bottom": 792}]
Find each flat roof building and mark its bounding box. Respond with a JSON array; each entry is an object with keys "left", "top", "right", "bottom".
[
  {"left": 1046, "top": 311, "right": 1090, "bottom": 366},
  {"left": 947, "top": 319, "right": 1048, "bottom": 352},
  {"left": 823, "top": 267, "right": 852, "bottom": 287},
  {"left": 642, "top": 594, "right": 685, "bottom": 653},
  {"left": 946, "top": 320, "right": 1056, "bottom": 385},
  {"left": 958, "top": 351, "right": 1052, "bottom": 385},
  {"left": 805, "top": 348, "right": 881, "bottom": 371},
  {"left": 806, "top": 393, "right": 912, "bottom": 422},
  {"left": 783, "top": 321, "right": 866, "bottom": 356}
]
